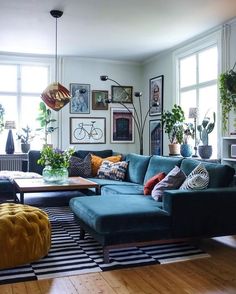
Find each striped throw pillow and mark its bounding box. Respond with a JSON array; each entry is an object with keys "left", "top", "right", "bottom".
[
  {"left": 180, "top": 163, "right": 209, "bottom": 190},
  {"left": 97, "top": 160, "right": 128, "bottom": 181}
]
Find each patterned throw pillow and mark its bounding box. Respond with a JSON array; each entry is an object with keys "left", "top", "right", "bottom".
[
  {"left": 69, "top": 154, "right": 92, "bottom": 177},
  {"left": 91, "top": 154, "right": 122, "bottom": 176},
  {"left": 97, "top": 160, "right": 128, "bottom": 181},
  {"left": 144, "top": 172, "right": 166, "bottom": 195},
  {"left": 151, "top": 166, "right": 186, "bottom": 201},
  {"left": 180, "top": 163, "right": 209, "bottom": 190}
]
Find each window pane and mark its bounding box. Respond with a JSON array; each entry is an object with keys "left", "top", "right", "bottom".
[
  {"left": 199, "top": 85, "right": 217, "bottom": 157},
  {"left": 180, "top": 55, "right": 196, "bottom": 88},
  {"left": 0, "top": 95, "right": 18, "bottom": 121},
  {"left": 0, "top": 65, "right": 17, "bottom": 92},
  {"left": 21, "top": 66, "right": 48, "bottom": 93},
  {"left": 199, "top": 47, "right": 218, "bottom": 83},
  {"left": 180, "top": 90, "right": 196, "bottom": 119},
  {"left": 21, "top": 96, "right": 43, "bottom": 150}
]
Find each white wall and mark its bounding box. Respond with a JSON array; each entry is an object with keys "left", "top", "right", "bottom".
[{"left": 59, "top": 57, "right": 142, "bottom": 154}]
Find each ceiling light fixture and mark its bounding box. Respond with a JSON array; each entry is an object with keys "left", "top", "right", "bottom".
[{"left": 41, "top": 10, "right": 71, "bottom": 111}]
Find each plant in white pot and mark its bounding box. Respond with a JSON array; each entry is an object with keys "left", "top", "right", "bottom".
[
  {"left": 197, "top": 111, "right": 216, "bottom": 159},
  {"left": 162, "top": 104, "right": 185, "bottom": 155}
]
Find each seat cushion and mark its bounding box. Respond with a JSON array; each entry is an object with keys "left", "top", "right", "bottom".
[
  {"left": 101, "top": 184, "right": 144, "bottom": 195},
  {"left": 69, "top": 195, "right": 170, "bottom": 234}
]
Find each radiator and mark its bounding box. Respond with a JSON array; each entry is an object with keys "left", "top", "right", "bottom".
[{"left": 0, "top": 154, "right": 28, "bottom": 171}]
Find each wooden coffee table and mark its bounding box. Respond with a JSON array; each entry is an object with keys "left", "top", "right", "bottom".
[{"left": 13, "top": 177, "right": 100, "bottom": 204}]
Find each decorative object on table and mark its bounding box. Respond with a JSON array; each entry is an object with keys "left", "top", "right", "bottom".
[
  {"left": 149, "top": 75, "right": 164, "bottom": 116},
  {"left": 36, "top": 102, "right": 58, "bottom": 145},
  {"left": 197, "top": 111, "right": 216, "bottom": 159},
  {"left": 0, "top": 104, "right": 5, "bottom": 133},
  {"left": 188, "top": 107, "right": 199, "bottom": 157},
  {"left": 219, "top": 63, "right": 236, "bottom": 134},
  {"left": 70, "top": 83, "right": 90, "bottom": 114},
  {"left": 5, "top": 120, "right": 16, "bottom": 155},
  {"left": 100, "top": 75, "right": 159, "bottom": 155},
  {"left": 92, "top": 90, "right": 108, "bottom": 110},
  {"left": 41, "top": 10, "right": 71, "bottom": 111},
  {"left": 16, "top": 125, "right": 35, "bottom": 153},
  {"left": 37, "top": 146, "right": 74, "bottom": 183},
  {"left": 110, "top": 107, "right": 134, "bottom": 143},
  {"left": 70, "top": 117, "right": 106, "bottom": 144},
  {"left": 111, "top": 85, "right": 133, "bottom": 103},
  {"left": 149, "top": 119, "right": 163, "bottom": 155},
  {"left": 162, "top": 104, "right": 185, "bottom": 155},
  {"left": 180, "top": 122, "right": 194, "bottom": 157}
]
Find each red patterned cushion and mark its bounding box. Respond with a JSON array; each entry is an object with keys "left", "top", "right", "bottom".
[{"left": 144, "top": 172, "right": 166, "bottom": 195}]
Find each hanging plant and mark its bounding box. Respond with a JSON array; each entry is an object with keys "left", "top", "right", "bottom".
[{"left": 219, "top": 64, "right": 236, "bottom": 134}]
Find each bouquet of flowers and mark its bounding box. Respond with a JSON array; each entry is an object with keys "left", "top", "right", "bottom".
[{"left": 38, "top": 146, "right": 74, "bottom": 169}]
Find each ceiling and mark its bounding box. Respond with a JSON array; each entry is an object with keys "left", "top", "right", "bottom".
[{"left": 0, "top": 0, "right": 236, "bottom": 62}]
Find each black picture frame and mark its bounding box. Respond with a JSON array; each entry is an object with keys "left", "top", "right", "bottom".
[
  {"left": 149, "top": 75, "right": 164, "bottom": 116},
  {"left": 149, "top": 119, "right": 163, "bottom": 155},
  {"left": 111, "top": 85, "right": 133, "bottom": 103},
  {"left": 92, "top": 90, "right": 108, "bottom": 110}
]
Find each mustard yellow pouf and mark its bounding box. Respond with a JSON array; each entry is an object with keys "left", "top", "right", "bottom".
[{"left": 0, "top": 203, "right": 51, "bottom": 269}]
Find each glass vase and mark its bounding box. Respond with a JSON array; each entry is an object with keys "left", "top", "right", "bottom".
[{"left": 42, "top": 166, "right": 68, "bottom": 183}]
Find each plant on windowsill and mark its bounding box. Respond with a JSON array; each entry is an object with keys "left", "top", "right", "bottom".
[
  {"left": 36, "top": 102, "right": 58, "bottom": 146},
  {"left": 162, "top": 104, "right": 185, "bottom": 155},
  {"left": 197, "top": 111, "right": 216, "bottom": 159},
  {"left": 219, "top": 67, "right": 236, "bottom": 134},
  {"left": 0, "top": 104, "right": 5, "bottom": 133},
  {"left": 180, "top": 122, "right": 194, "bottom": 157},
  {"left": 37, "top": 145, "right": 74, "bottom": 183},
  {"left": 16, "top": 125, "right": 35, "bottom": 153}
]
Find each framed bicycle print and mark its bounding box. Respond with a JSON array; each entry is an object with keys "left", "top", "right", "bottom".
[
  {"left": 70, "top": 117, "right": 106, "bottom": 144},
  {"left": 111, "top": 86, "right": 133, "bottom": 103},
  {"left": 110, "top": 107, "right": 134, "bottom": 143},
  {"left": 149, "top": 119, "right": 163, "bottom": 155},
  {"left": 149, "top": 75, "right": 163, "bottom": 116},
  {"left": 70, "top": 83, "right": 90, "bottom": 114}
]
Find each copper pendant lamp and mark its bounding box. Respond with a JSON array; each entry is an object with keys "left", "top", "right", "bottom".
[{"left": 41, "top": 10, "right": 71, "bottom": 111}]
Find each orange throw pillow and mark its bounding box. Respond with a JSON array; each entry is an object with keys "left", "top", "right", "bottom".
[
  {"left": 91, "top": 154, "right": 122, "bottom": 176},
  {"left": 144, "top": 172, "right": 166, "bottom": 195}
]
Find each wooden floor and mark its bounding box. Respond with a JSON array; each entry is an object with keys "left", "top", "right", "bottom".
[{"left": 1, "top": 236, "right": 236, "bottom": 294}]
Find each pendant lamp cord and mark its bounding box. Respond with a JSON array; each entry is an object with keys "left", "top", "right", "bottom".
[{"left": 55, "top": 17, "right": 58, "bottom": 82}]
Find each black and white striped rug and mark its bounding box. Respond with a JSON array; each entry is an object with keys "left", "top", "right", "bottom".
[{"left": 0, "top": 206, "right": 209, "bottom": 285}]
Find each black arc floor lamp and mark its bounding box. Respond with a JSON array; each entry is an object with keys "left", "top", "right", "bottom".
[{"left": 100, "top": 75, "right": 156, "bottom": 155}]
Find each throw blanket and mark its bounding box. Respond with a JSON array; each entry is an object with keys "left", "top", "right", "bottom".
[{"left": 0, "top": 171, "right": 42, "bottom": 182}]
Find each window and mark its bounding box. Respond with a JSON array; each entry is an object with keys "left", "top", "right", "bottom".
[
  {"left": 0, "top": 62, "right": 50, "bottom": 152},
  {"left": 177, "top": 45, "right": 219, "bottom": 158}
]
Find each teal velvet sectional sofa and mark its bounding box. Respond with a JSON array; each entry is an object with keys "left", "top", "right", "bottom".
[{"left": 69, "top": 152, "right": 236, "bottom": 263}]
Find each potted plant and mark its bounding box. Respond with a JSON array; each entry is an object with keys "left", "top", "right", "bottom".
[
  {"left": 36, "top": 102, "right": 58, "bottom": 146},
  {"left": 180, "top": 122, "right": 194, "bottom": 157},
  {"left": 0, "top": 104, "right": 5, "bottom": 133},
  {"left": 197, "top": 111, "right": 216, "bottom": 159},
  {"left": 162, "top": 104, "right": 185, "bottom": 155},
  {"left": 16, "top": 125, "right": 35, "bottom": 153},
  {"left": 219, "top": 69, "right": 236, "bottom": 134}
]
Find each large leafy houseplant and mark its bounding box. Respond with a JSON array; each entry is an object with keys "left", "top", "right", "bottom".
[
  {"left": 162, "top": 104, "right": 185, "bottom": 144},
  {"left": 219, "top": 69, "right": 236, "bottom": 133},
  {"left": 36, "top": 102, "right": 58, "bottom": 145}
]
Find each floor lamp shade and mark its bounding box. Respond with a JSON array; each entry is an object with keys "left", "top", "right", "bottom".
[{"left": 5, "top": 121, "right": 16, "bottom": 155}]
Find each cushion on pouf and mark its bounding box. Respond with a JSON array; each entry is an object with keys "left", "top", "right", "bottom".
[{"left": 0, "top": 203, "right": 51, "bottom": 269}]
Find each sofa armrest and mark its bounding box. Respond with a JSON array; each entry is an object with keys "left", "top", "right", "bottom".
[{"left": 162, "top": 188, "right": 236, "bottom": 238}]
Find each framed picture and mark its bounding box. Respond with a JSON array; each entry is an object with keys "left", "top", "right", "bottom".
[
  {"left": 70, "top": 117, "right": 106, "bottom": 144},
  {"left": 70, "top": 83, "right": 90, "bottom": 114},
  {"left": 111, "top": 85, "right": 133, "bottom": 103},
  {"left": 149, "top": 119, "right": 163, "bottom": 155},
  {"left": 110, "top": 107, "right": 134, "bottom": 143},
  {"left": 92, "top": 90, "right": 108, "bottom": 110},
  {"left": 149, "top": 75, "right": 163, "bottom": 116}
]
